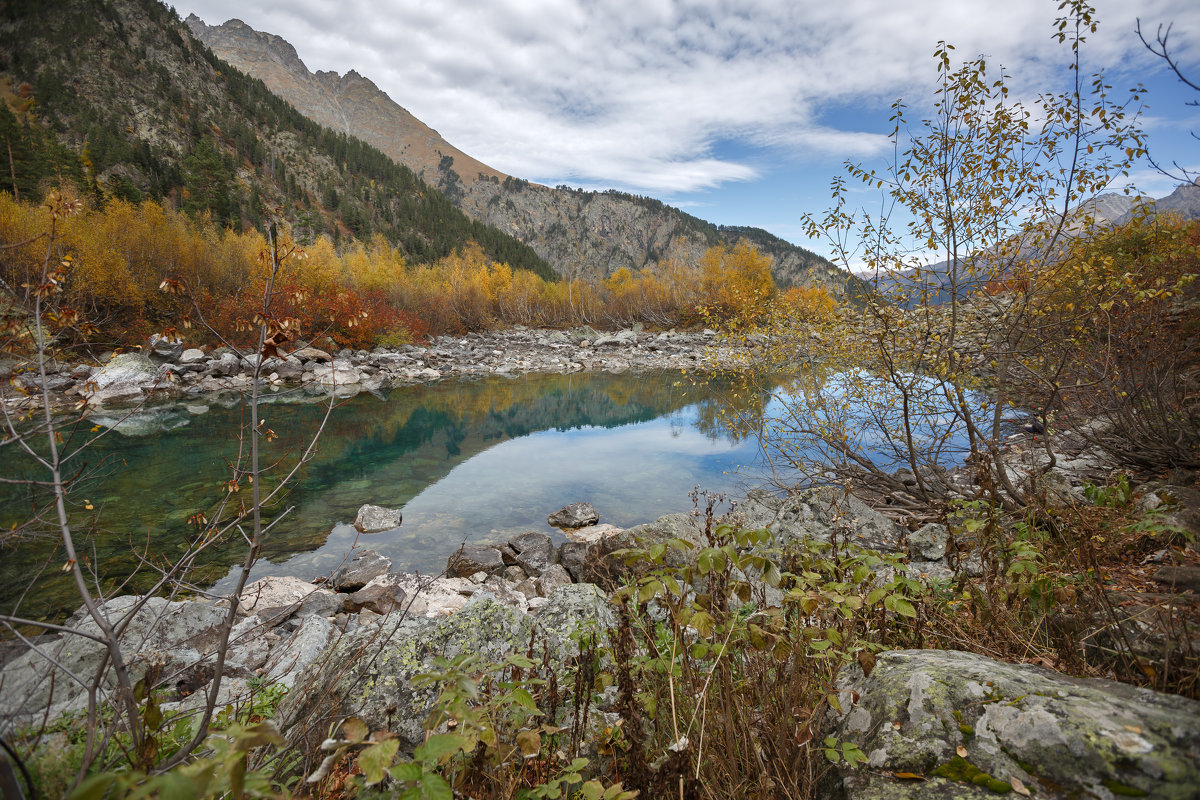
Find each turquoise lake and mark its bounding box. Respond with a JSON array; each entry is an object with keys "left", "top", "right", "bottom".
[{"left": 0, "top": 370, "right": 780, "bottom": 620}]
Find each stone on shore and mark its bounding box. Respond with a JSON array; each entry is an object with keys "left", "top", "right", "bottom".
[
  {"left": 823, "top": 649, "right": 1200, "bottom": 800},
  {"left": 86, "top": 352, "right": 160, "bottom": 405},
  {"left": 908, "top": 522, "right": 949, "bottom": 562},
  {"left": 446, "top": 544, "right": 506, "bottom": 578},
  {"left": 564, "top": 523, "right": 622, "bottom": 544},
  {"left": 280, "top": 585, "right": 616, "bottom": 757},
  {"left": 290, "top": 346, "right": 332, "bottom": 363},
  {"left": 331, "top": 548, "right": 392, "bottom": 591},
  {"left": 504, "top": 531, "right": 555, "bottom": 576},
  {"left": 344, "top": 581, "right": 407, "bottom": 615},
  {"left": 263, "top": 615, "right": 334, "bottom": 689},
  {"left": 238, "top": 575, "right": 342, "bottom": 621},
  {"left": 738, "top": 487, "right": 905, "bottom": 554},
  {"left": 0, "top": 595, "right": 228, "bottom": 726}
]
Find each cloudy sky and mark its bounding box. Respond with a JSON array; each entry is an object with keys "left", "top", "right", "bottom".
[{"left": 180, "top": 0, "right": 1200, "bottom": 251}]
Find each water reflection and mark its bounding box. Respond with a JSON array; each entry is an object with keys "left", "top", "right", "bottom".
[{"left": 1, "top": 371, "right": 774, "bottom": 620}]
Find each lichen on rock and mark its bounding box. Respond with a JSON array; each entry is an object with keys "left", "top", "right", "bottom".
[{"left": 822, "top": 649, "right": 1200, "bottom": 800}]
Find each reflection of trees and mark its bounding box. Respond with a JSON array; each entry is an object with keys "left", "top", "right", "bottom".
[
  {"left": 0, "top": 370, "right": 762, "bottom": 620},
  {"left": 690, "top": 372, "right": 777, "bottom": 444}
]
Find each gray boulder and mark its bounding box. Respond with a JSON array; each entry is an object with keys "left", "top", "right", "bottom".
[
  {"left": 208, "top": 352, "right": 240, "bottom": 377},
  {"left": 353, "top": 504, "right": 403, "bottom": 533},
  {"left": 238, "top": 575, "right": 341, "bottom": 622},
  {"left": 824, "top": 649, "right": 1200, "bottom": 800},
  {"left": 280, "top": 598, "right": 536, "bottom": 755},
  {"left": 738, "top": 487, "right": 904, "bottom": 554},
  {"left": 344, "top": 581, "right": 407, "bottom": 615},
  {"left": 561, "top": 512, "right": 705, "bottom": 585},
  {"left": 331, "top": 549, "right": 392, "bottom": 591},
  {"left": 533, "top": 583, "right": 618, "bottom": 650},
  {"left": 147, "top": 333, "right": 184, "bottom": 364},
  {"left": 446, "top": 544, "right": 506, "bottom": 578},
  {"left": 908, "top": 523, "right": 949, "bottom": 562},
  {"left": 506, "top": 532, "right": 555, "bottom": 576},
  {"left": 280, "top": 587, "right": 616, "bottom": 758},
  {"left": 179, "top": 348, "right": 206, "bottom": 365},
  {"left": 0, "top": 596, "right": 229, "bottom": 728},
  {"left": 290, "top": 346, "right": 332, "bottom": 363},
  {"left": 86, "top": 352, "right": 160, "bottom": 405},
  {"left": 536, "top": 564, "right": 574, "bottom": 597},
  {"left": 263, "top": 615, "right": 334, "bottom": 689},
  {"left": 569, "top": 326, "right": 601, "bottom": 344},
  {"left": 264, "top": 355, "right": 304, "bottom": 380},
  {"left": 548, "top": 502, "right": 600, "bottom": 529},
  {"left": 556, "top": 541, "right": 592, "bottom": 582}
]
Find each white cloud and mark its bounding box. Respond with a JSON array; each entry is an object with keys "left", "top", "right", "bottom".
[{"left": 182, "top": 0, "right": 1200, "bottom": 196}]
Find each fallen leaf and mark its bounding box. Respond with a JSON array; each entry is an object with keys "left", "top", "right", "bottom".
[
  {"left": 1123, "top": 725, "right": 1143, "bottom": 734},
  {"left": 956, "top": 745, "right": 969, "bottom": 758},
  {"left": 1010, "top": 777, "right": 1031, "bottom": 796},
  {"left": 893, "top": 772, "right": 926, "bottom": 781}
]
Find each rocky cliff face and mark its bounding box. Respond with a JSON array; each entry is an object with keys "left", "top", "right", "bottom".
[
  {"left": 186, "top": 16, "right": 857, "bottom": 296},
  {"left": 183, "top": 15, "right": 503, "bottom": 189}
]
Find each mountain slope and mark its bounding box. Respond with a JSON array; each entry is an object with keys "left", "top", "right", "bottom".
[
  {"left": 182, "top": 16, "right": 503, "bottom": 190},
  {"left": 0, "top": 0, "right": 552, "bottom": 277},
  {"left": 185, "top": 15, "right": 860, "bottom": 297},
  {"left": 868, "top": 185, "right": 1200, "bottom": 305}
]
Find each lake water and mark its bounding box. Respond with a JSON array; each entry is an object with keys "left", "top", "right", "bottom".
[{"left": 0, "top": 371, "right": 780, "bottom": 621}]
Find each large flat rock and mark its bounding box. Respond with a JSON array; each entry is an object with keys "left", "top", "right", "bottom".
[{"left": 823, "top": 649, "right": 1200, "bottom": 799}]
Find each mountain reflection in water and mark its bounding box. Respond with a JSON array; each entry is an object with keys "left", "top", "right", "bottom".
[{"left": 0, "top": 371, "right": 775, "bottom": 621}]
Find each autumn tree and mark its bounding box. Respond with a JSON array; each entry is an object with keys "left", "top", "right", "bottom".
[{"left": 761, "top": 0, "right": 1146, "bottom": 508}]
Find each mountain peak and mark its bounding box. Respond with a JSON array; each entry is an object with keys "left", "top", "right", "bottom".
[
  {"left": 187, "top": 15, "right": 504, "bottom": 186},
  {"left": 189, "top": 15, "right": 854, "bottom": 293}
]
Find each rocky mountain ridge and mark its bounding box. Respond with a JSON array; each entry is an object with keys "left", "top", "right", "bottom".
[
  {"left": 0, "top": 0, "right": 550, "bottom": 275},
  {"left": 868, "top": 183, "right": 1200, "bottom": 303},
  {"left": 185, "top": 15, "right": 859, "bottom": 296},
  {"left": 182, "top": 15, "right": 504, "bottom": 190}
]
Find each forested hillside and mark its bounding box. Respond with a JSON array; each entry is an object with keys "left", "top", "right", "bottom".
[
  {"left": 0, "top": 0, "right": 552, "bottom": 277},
  {"left": 186, "top": 14, "right": 863, "bottom": 296}
]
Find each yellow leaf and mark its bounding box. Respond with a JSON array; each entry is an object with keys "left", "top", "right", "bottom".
[
  {"left": 956, "top": 745, "right": 969, "bottom": 758},
  {"left": 1010, "top": 777, "right": 1031, "bottom": 796},
  {"left": 516, "top": 729, "right": 541, "bottom": 759},
  {"left": 893, "top": 772, "right": 926, "bottom": 781}
]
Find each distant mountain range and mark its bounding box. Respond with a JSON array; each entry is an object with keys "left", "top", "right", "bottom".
[
  {"left": 185, "top": 15, "right": 860, "bottom": 296},
  {"left": 862, "top": 183, "right": 1200, "bottom": 303}
]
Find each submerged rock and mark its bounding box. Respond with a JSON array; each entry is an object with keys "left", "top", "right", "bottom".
[{"left": 353, "top": 503, "right": 403, "bottom": 533}]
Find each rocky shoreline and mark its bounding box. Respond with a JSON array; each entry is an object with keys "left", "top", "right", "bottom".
[
  {"left": 4, "top": 324, "right": 1200, "bottom": 797},
  {"left": 4, "top": 448, "right": 1199, "bottom": 797},
  {"left": 5, "top": 325, "right": 753, "bottom": 410}
]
